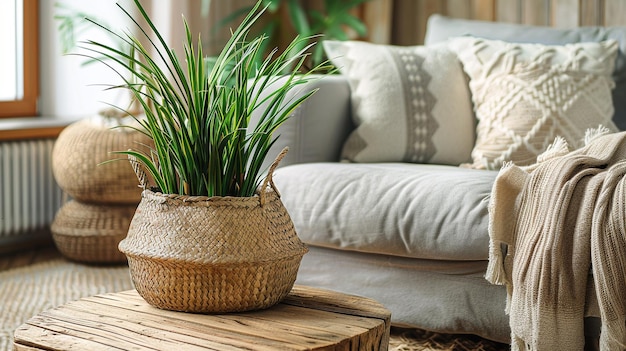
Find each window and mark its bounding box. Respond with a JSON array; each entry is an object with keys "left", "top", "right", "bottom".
[{"left": 0, "top": 0, "right": 38, "bottom": 118}]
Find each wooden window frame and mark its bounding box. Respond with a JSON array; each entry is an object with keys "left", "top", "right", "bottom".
[
  {"left": 0, "top": 0, "right": 39, "bottom": 118},
  {"left": 0, "top": 125, "right": 65, "bottom": 141}
]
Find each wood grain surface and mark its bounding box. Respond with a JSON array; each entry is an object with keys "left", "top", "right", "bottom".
[{"left": 14, "top": 286, "right": 391, "bottom": 351}]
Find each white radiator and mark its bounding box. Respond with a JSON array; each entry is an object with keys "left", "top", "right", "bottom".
[{"left": 0, "top": 139, "right": 63, "bottom": 248}]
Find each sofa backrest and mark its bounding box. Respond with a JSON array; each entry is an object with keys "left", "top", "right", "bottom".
[
  {"left": 424, "top": 14, "right": 626, "bottom": 130},
  {"left": 251, "top": 75, "right": 353, "bottom": 170}
]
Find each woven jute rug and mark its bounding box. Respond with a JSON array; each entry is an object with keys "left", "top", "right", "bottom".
[
  {"left": 388, "top": 327, "right": 508, "bottom": 351},
  {"left": 0, "top": 247, "right": 509, "bottom": 351},
  {"left": 0, "top": 252, "right": 134, "bottom": 351}
]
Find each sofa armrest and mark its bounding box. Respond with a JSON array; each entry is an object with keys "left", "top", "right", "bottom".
[{"left": 252, "top": 75, "right": 353, "bottom": 170}]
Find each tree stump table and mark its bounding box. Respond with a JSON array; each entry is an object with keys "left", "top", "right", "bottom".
[{"left": 14, "top": 285, "right": 391, "bottom": 350}]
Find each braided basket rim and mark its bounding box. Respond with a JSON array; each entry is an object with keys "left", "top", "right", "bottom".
[
  {"left": 123, "top": 250, "right": 306, "bottom": 267},
  {"left": 141, "top": 188, "right": 272, "bottom": 204}
]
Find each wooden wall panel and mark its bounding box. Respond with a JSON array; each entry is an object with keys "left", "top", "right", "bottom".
[
  {"left": 551, "top": 0, "right": 579, "bottom": 28},
  {"left": 445, "top": 0, "right": 472, "bottom": 19},
  {"left": 522, "top": 0, "right": 549, "bottom": 25},
  {"left": 604, "top": 0, "right": 626, "bottom": 26},
  {"left": 580, "top": 0, "right": 603, "bottom": 26},
  {"left": 416, "top": 0, "right": 446, "bottom": 47},
  {"left": 471, "top": 0, "right": 496, "bottom": 21},
  {"left": 496, "top": 0, "right": 522, "bottom": 23},
  {"left": 391, "top": 0, "right": 420, "bottom": 46},
  {"left": 388, "top": 0, "right": 626, "bottom": 45},
  {"left": 362, "top": 0, "right": 393, "bottom": 44}
]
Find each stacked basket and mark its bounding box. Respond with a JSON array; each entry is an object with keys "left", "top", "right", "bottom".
[{"left": 51, "top": 116, "right": 152, "bottom": 263}]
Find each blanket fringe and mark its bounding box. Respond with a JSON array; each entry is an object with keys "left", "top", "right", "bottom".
[
  {"left": 485, "top": 240, "right": 513, "bottom": 315},
  {"left": 585, "top": 125, "right": 611, "bottom": 146},
  {"left": 511, "top": 334, "right": 528, "bottom": 351},
  {"left": 600, "top": 318, "right": 626, "bottom": 350},
  {"left": 537, "top": 136, "right": 569, "bottom": 163},
  {"left": 485, "top": 240, "right": 508, "bottom": 286},
  {"left": 486, "top": 161, "right": 521, "bottom": 287},
  {"left": 486, "top": 161, "right": 523, "bottom": 287}
]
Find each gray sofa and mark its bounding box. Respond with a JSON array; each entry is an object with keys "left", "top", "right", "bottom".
[{"left": 256, "top": 15, "right": 626, "bottom": 343}]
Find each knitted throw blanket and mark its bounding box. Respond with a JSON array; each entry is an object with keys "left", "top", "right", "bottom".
[{"left": 487, "top": 129, "right": 626, "bottom": 350}]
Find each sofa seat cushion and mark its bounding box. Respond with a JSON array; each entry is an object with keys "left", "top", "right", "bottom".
[{"left": 273, "top": 163, "right": 497, "bottom": 261}]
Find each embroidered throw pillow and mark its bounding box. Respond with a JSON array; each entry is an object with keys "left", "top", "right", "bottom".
[
  {"left": 449, "top": 37, "right": 619, "bottom": 170},
  {"left": 323, "top": 40, "right": 475, "bottom": 165}
]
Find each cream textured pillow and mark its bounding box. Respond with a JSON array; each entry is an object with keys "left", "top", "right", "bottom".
[
  {"left": 449, "top": 37, "right": 619, "bottom": 170},
  {"left": 323, "top": 40, "right": 475, "bottom": 165}
]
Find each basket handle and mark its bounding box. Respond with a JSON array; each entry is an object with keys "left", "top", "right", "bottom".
[
  {"left": 127, "top": 148, "right": 288, "bottom": 199},
  {"left": 260, "top": 147, "right": 289, "bottom": 206},
  {"left": 127, "top": 153, "right": 149, "bottom": 191}
]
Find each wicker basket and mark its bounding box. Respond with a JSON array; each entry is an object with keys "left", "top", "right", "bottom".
[
  {"left": 51, "top": 200, "right": 137, "bottom": 263},
  {"left": 52, "top": 117, "right": 153, "bottom": 205},
  {"left": 118, "top": 150, "right": 308, "bottom": 313}
]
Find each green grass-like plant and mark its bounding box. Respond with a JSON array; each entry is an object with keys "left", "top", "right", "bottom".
[{"left": 80, "top": 0, "right": 329, "bottom": 197}]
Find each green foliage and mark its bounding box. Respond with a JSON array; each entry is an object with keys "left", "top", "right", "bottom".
[
  {"left": 54, "top": 3, "right": 124, "bottom": 65},
  {"left": 221, "top": 0, "right": 370, "bottom": 71},
  {"left": 55, "top": 3, "right": 94, "bottom": 54},
  {"left": 80, "top": 0, "right": 330, "bottom": 197}
]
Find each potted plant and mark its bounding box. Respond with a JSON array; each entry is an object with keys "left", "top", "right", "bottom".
[{"left": 81, "top": 0, "right": 329, "bottom": 312}]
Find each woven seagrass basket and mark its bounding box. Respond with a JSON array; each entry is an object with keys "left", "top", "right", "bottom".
[
  {"left": 118, "top": 150, "right": 308, "bottom": 313},
  {"left": 51, "top": 200, "right": 137, "bottom": 263},
  {"left": 52, "top": 116, "right": 153, "bottom": 204}
]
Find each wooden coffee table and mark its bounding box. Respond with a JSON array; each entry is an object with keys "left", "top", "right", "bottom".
[{"left": 14, "top": 285, "right": 391, "bottom": 350}]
